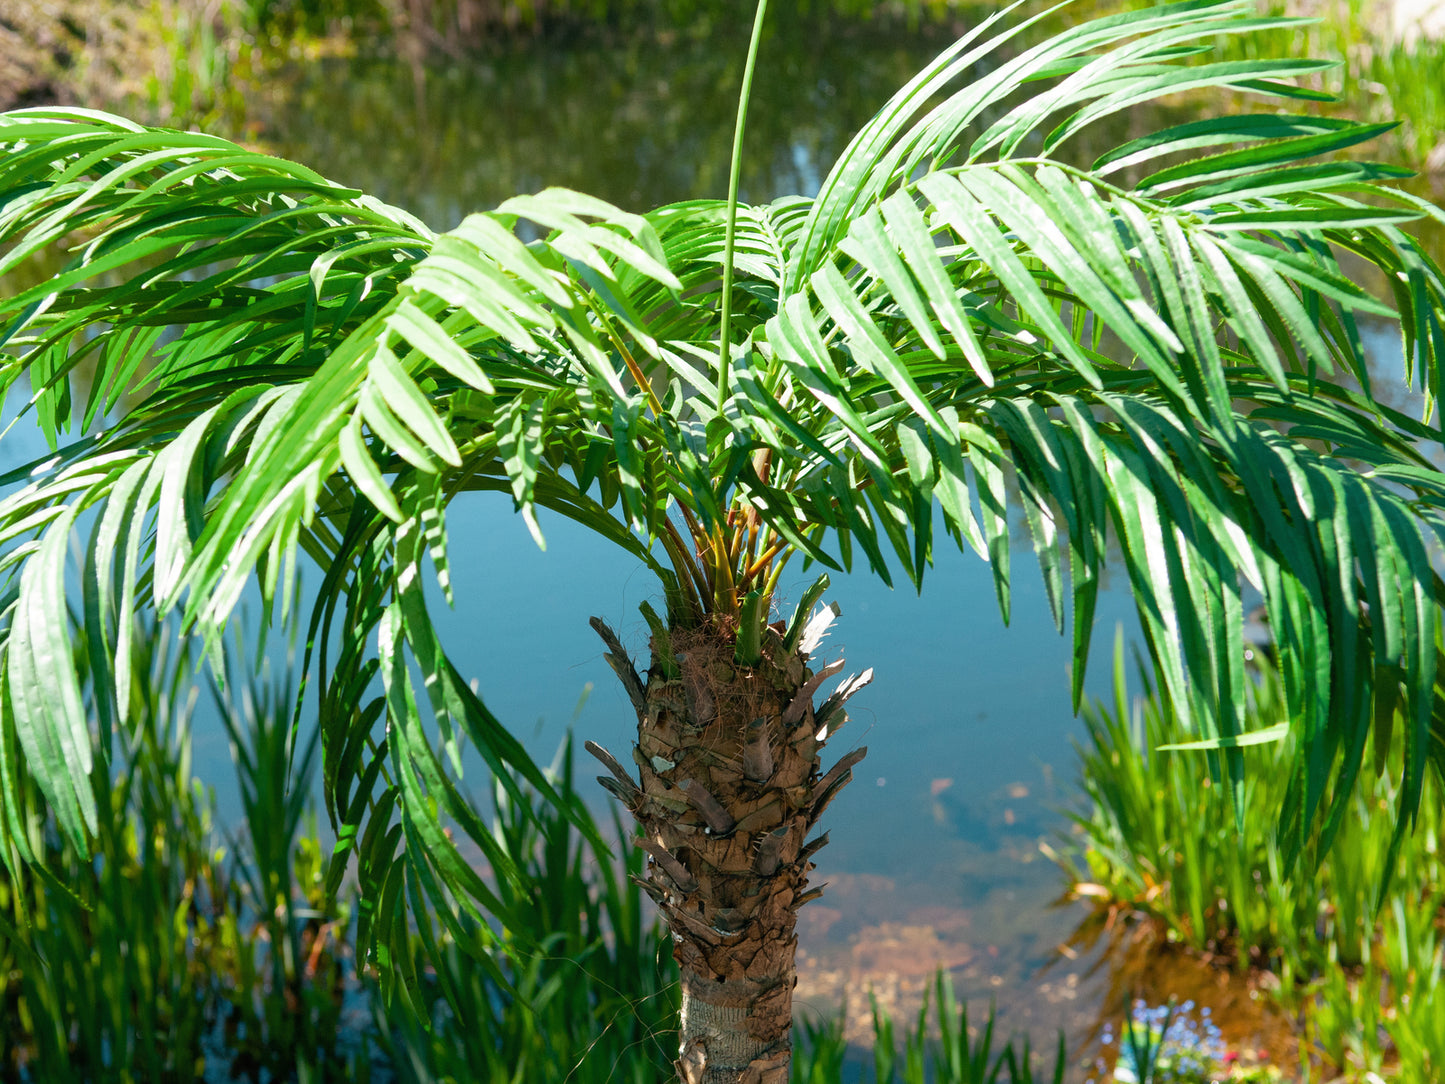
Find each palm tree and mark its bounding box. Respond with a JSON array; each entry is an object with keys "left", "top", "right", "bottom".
[{"left": 3, "top": 1, "right": 1445, "bottom": 1079}]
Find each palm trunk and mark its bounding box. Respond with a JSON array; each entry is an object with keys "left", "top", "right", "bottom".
[{"left": 589, "top": 611, "right": 868, "bottom": 1084}]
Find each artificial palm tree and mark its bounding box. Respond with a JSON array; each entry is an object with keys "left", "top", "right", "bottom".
[{"left": 3, "top": 2, "right": 1445, "bottom": 1080}]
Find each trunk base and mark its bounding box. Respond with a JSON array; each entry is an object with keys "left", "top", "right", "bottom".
[{"left": 677, "top": 971, "right": 791, "bottom": 1084}]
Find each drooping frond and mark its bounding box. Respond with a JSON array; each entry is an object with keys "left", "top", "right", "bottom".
[
  {"left": 740, "top": 7, "right": 1445, "bottom": 860},
  {"left": 0, "top": 112, "right": 688, "bottom": 971}
]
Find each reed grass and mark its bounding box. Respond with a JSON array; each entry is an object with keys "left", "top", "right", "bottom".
[
  {"left": 1059, "top": 635, "right": 1318, "bottom": 975},
  {"left": 0, "top": 625, "right": 224, "bottom": 1081},
  {"left": 365, "top": 737, "right": 681, "bottom": 1084},
  {"left": 1058, "top": 633, "right": 1445, "bottom": 1078},
  {"left": 1210, "top": 0, "right": 1445, "bottom": 168},
  {"left": 794, "top": 971, "right": 1066, "bottom": 1084},
  {"left": 0, "top": 618, "right": 358, "bottom": 1082}
]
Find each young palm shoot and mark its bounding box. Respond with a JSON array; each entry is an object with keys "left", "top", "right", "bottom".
[{"left": 2, "top": 3, "right": 1445, "bottom": 1081}]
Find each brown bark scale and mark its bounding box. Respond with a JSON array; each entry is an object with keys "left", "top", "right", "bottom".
[{"left": 588, "top": 612, "right": 868, "bottom": 1084}]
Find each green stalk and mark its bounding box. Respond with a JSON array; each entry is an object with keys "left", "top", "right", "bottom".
[{"left": 716, "top": 0, "right": 770, "bottom": 404}]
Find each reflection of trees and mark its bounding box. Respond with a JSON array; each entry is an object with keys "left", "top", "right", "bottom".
[
  {"left": 256, "top": 11, "right": 1200, "bottom": 222},
  {"left": 256, "top": 16, "right": 947, "bottom": 221},
  {"left": 248, "top": 0, "right": 962, "bottom": 49}
]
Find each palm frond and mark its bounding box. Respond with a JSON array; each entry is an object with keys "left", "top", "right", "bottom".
[{"left": 746, "top": 9, "right": 1445, "bottom": 858}]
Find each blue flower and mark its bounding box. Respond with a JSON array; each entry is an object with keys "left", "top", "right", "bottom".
[{"left": 1112, "top": 999, "right": 1229, "bottom": 1084}]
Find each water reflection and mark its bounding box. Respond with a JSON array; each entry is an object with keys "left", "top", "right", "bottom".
[
  {"left": 253, "top": 10, "right": 1208, "bottom": 221},
  {"left": 254, "top": 16, "right": 946, "bottom": 223}
]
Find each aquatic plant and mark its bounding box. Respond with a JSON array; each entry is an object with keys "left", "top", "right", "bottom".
[
  {"left": 1214, "top": 0, "right": 1445, "bottom": 168},
  {"left": 0, "top": 617, "right": 674, "bottom": 1080},
  {"left": 359, "top": 736, "right": 680, "bottom": 1083},
  {"left": 5, "top": 3, "right": 1445, "bottom": 1078},
  {"left": 0, "top": 614, "right": 362, "bottom": 1082},
  {"left": 1059, "top": 637, "right": 1318, "bottom": 972},
  {"left": 794, "top": 970, "right": 1066, "bottom": 1084},
  {"left": 0, "top": 626, "right": 223, "bottom": 1080},
  {"left": 1060, "top": 639, "right": 1445, "bottom": 1077},
  {"left": 1063, "top": 633, "right": 1445, "bottom": 976}
]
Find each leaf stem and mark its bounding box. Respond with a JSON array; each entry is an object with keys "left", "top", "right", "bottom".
[
  {"left": 760, "top": 546, "right": 793, "bottom": 601},
  {"left": 660, "top": 519, "right": 710, "bottom": 613},
  {"left": 710, "top": 521, "right": 738, "bottom": 614},
  {"left": 742, "top": 538, "right": 786, "bottom": 584},
  {"left": 674, "top": 500, "right": 709, "bottom": 550},
  {"left": 716, "top": 0, "right": 770, "bottom": 404},
  {"left": 586, "top": 293, "right": 665, "bottom": 418}
]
